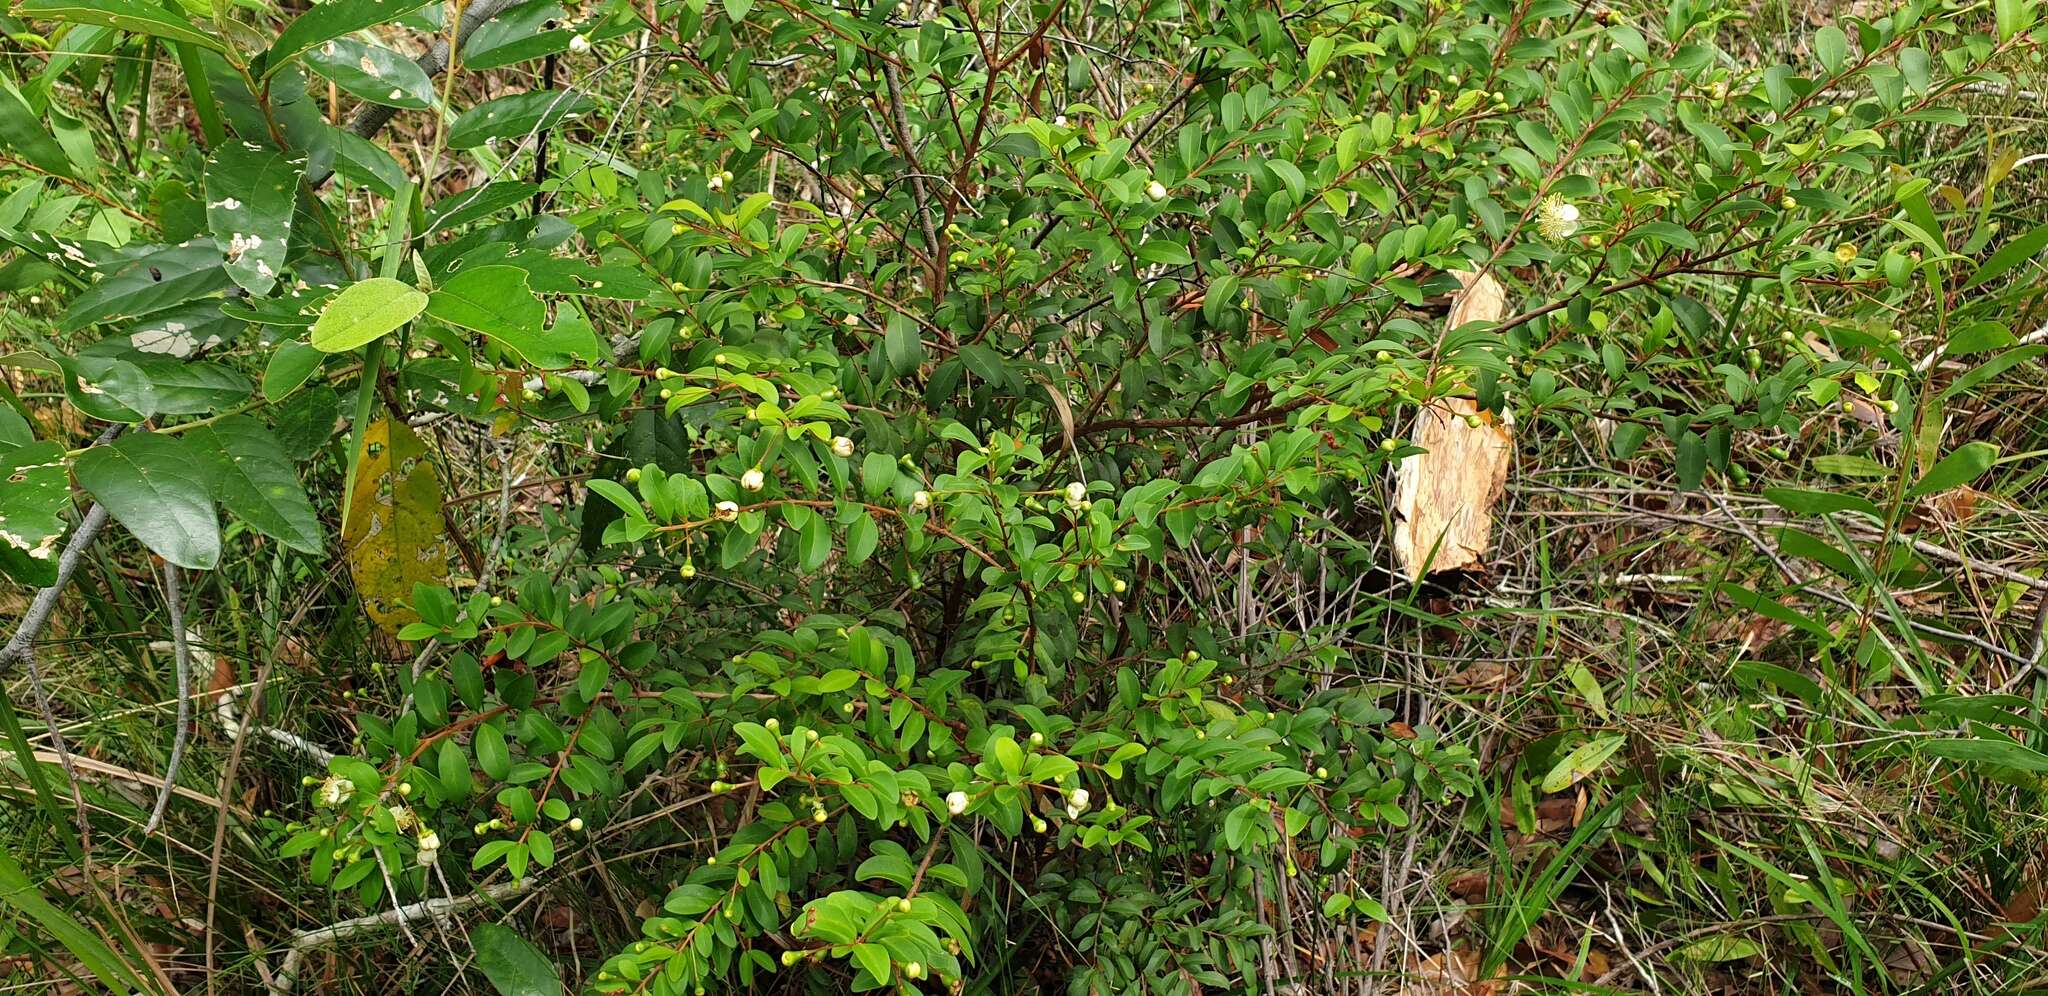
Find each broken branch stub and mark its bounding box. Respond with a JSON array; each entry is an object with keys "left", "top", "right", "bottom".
[{"left": 1392, "top": 271, "right": 1514, "bottom": 581}]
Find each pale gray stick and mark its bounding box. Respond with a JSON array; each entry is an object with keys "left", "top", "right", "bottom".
[{"left": 143, "top": 562, "right": 193, "bottom": 835}]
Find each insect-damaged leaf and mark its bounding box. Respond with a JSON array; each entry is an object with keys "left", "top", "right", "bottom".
[
  {"left": 342, "top": 419, "right": 452, "bottom": 634},
  {"left": 205, "top": 142, "right": 304, "bottom": 296}
]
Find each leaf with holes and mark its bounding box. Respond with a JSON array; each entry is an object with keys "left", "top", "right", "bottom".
[
  {"left": 74, "top": 433, "right": 218, "bottom": 569},
  {"left": 205, "top": 141, "right": 304, "bottom": 296},
  {"left": 303, "top": 38, "right": 438, "bottom": 109},
  {"left": 267, "top": 0, "right": 436, "bottom": 78},
  {"left": 342, "top": 419, "right": 450, "bottom": 634},
  {"left": 0, "top": 442, "right": 73, "bottom": 586}
]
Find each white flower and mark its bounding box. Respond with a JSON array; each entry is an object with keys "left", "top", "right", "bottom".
[
  {"left": 1146, "top": 180, "right": 1168, "bottom": 201},
  {"left": 946, "top": 791, "right": 969, "bottom": 815},
  {"left": 568, "top": 33, "right": 591, "bottom": 53},
  {"left": 315, "top": 775, "right": 353, "bottom": 808},
  {"left": 715, "top": 500, "right": 740, "bottom": 521},
  {"left": 1537, "top": 196, "right": 1581, "bottom": 240},
  {"left": 1065, "top": 787, "right": 1090, "bottom": 818},
  {"left": 740, "top": 467, "right": 765, "bottom": 492},
  {"left": 910, "top": 490, "right": 931, "bottom": 513},
  {"left": 388, "top": 805, "right": 417, "bottom": 830},
  {"left": 1053, "top": 114, "right": 1068, "bottom": 127},
  {"left": 831, "top": 436, "right": 855, "bottom": 458},
  {"left": 415, "top": 830, "right": 441, "bottom": 865},
  {"left": 707, "top": 174, "right": 725, "bottom": 191},
  {"left": 1064, "top": 481, "right": 1087, "bottom": 506}
]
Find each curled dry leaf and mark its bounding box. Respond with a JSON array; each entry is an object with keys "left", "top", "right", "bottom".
[{"left": 1393, "top": 270, "right": 1514, "bottom": 581}]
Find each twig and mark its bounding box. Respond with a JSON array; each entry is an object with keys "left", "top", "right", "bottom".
[
  {"left": 880, "top": 59, "right": 942, "bottom": 290},
  {"left": 267, "top": 880, "right": 532, "bottom": 995},
  {"left": 142, "top": 563, "right": 193, "bottom": 835}
]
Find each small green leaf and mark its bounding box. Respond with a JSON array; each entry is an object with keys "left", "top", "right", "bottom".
[
  {"left": 264, "top": 342, "right": 325, "bottom": 401},
  {"left": 311, "top": 278, "right": 429, "bottom": 352},
  {"left": 475, "top": 723, "right": 512, "bottom": 781},
  {"left": 1540, "top": 735, "right": 1626, "bottom": 793}
]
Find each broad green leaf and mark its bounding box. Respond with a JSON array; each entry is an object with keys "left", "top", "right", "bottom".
[
  {"left": 189, "top": 416, "right": 322, "bottom": 553},
  {"left": 1672, "top": 935, "right": 1761, "bottom": 963},
  {"left": 264, "top": 341, "right": 325, "bottom": 400},
  {"left": 1908, "top": 441, "right": 1996, "bottom": 497},
  {"left": 311, "top": 278, "right": 429, "bottom": 352},
  {"left": 470, "top": 923, "right": 564, "bottom": 996},
  {"left": 74, "top": 352, "right": 251, "bottom": 415},
  {"left": 446, "top": 91, "right": 596, "bottom": 150},
  {"left": 426, "top": 265, "right": 597, "bottom": 368},
  {"left": 1964, "top": 220, "right": 2048, "bottom": 289},
  {"left": 0, "top": 850, "right": 147, "bottom": 993},
  {"left": 12, "top": 0, "right": 222, "bottom": 51},
  {"left": 273, "top": 386, "right": 340, "bottom": 460},
  {"left": 303, "top": 38, "right": 438, "bottom": 109},
  {"left": 205, "top": 141, "right": 304, "bottom": 296},
  {"left": 461, "top": 0, "right": 573, "bottom": 70},
  {"left": 1762, "top": 487, "right": 1882, "bottom": 519},
  {"left": 1811, "top": 453, "right": 1888, "bottom": 478},
  {"left": 0, "top": 442, "right": 72, "bottom": 586},
  {"left": 0, "top": 87, "right": 74, "bottom": 179},
  {"left": 342, "top": 419, "right": 451, "bottom": 633},
  {"left": 267, "top": 0, "right": 437, "bottom": 79},
  {"left": 62, "top": 242, "right": 232, "bottom": 332},
  {"left": 74, "top": 433, "right": 219, "bottom": 569},
  {"left": 1923, "top": 737, "right": 2048, "bottom": 773}
]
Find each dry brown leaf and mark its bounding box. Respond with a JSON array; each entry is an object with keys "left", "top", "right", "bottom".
[
  {"left": 1400, "top": 947, "right": 1502, "bottom": 996},
  {"left": 1392, "top": 271, "right": 1514, "bottom": 581}
]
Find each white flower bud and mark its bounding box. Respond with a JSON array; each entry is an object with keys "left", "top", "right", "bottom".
[
  {"left": 568, "top": 33, "right": 591, "bottom": 53},
  {"left": 831, "top": 436, "right": 855, "bottom": 458},
  {"left": 740, "top": 467, "right": 765, "bottom": 491},
  {"left": 715, "top": 500, "right": 740, "bottom": 521},
  {"left": 910, "top": 490, "right": 931, "bottom": 513},
  {"left": 1146, "top": 180, "right": 1168, "bottom": 200},
  {"left": 946, "top": 790, "right": 968, "bottom": 815}
]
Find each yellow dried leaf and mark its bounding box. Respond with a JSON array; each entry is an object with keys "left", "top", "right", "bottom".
[
  {"left": 1392, "top": 271, "right": 1513, "bottom": 581},
  {"left": 343, "top": 418, "right": 452, "bottom": 634}
]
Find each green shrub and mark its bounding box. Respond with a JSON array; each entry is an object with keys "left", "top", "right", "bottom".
[{"left": 1, "top": 0, "right": 2042, "bottom": 991}]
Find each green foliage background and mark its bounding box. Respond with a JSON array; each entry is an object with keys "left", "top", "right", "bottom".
[{"left": 1, "top": 0, "right": 2046, "bottom": 992}]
